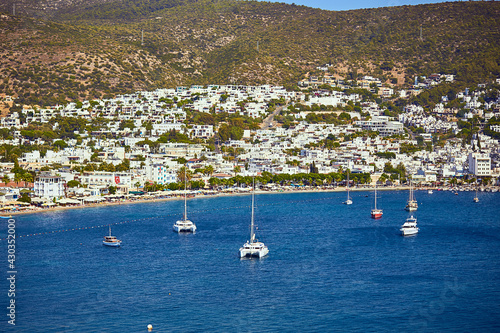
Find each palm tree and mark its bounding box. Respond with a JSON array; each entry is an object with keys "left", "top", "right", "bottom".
[
  {"left": 22, "top": 173, "right": 33, "bottom": 184},
  {"left": 204, "top": 165, "right": 214, "bottom": 177},
  {"left": 0, "top": 145, "right": 20, "bottom": 163},
  {"left": 14, "top": 173, "right": 22, "bottom": 186},
  {"left": 176, "top": 166, "right": 192, "bottom": 184}
]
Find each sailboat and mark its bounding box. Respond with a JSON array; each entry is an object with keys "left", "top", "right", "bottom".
[
  {"left": 405, "top": 178, "right": 418, "bottom": 212},
  {"left": 371, "top": 184, "right": 383, "bottom": 219},
  {"left": 473, "top": 187, "right": 479, "bottom": 203},
  {"left": 103, "top": 225, "right": 122, "bottom": 247},
  {"left": 173, "top": 166, "right": 197, "bottom": 233},
  {"left": 239, "top": 178, "right": 269, "bottom": 258},
  {"left": 343, "top": 172, "right": 353, "bottom": 205}
]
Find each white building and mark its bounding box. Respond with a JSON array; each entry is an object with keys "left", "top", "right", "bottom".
[
  {"left": 355, "top": 116, "right": 404, "bottom": 136},
  {"left": 34, "top": 174, "right": 65, "bottom": 199},
  {"left": 81, "top": 171, "right": 133, "bottom": 188},
  {"left": 145, "top": 164, "right": 177, "bottom": 185},
  {"left": 189, "top": 125, "right": 214, "bottom": 139},
  {"left": 468, "top": 152, "right": 491, "bottom": 176}
]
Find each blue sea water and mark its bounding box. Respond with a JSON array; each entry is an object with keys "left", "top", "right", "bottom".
[{"left": 1, "top": 190, "right": 500, "bottom": 332}]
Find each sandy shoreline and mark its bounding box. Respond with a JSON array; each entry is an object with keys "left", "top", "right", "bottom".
[{"left": 1, "top": 185, "right": 486, "bottom": 217}]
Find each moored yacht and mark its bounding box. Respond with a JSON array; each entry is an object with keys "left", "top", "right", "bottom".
[
  {"left": 400, "top": 215, "right": 419, "bottom": 236},
  {"left": 103, "top": 225, "right": 122, "bottom": 247},
  {"left": 371, "top": 184, "right": 383, "bottom": 219},
  {"left": 343, "top": 172, "right": 353, "bottom": 205},
  {"left": 405, "top": 179, "right": 418, "bottom": 212},
  {"left": 473, "top": 187, "right": 479, "bottom": 203},
  {"left": 240, "top": 179, "right": 269, "bottom": 258},
  {"left": 173, "top": 166, "right": 196, "bottom": 233}
]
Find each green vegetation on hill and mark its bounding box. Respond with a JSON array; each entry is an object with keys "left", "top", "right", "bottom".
[{"left": 0, "top": 0, "right": 499, "bottom": 107}]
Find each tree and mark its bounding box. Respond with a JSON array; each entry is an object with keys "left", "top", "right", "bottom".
[
  {"left": 190, "top": 180, "right": 205, "bottom": 189},
  {"left": 2, "top": 175, "right": 9, "bottom": 184},
  {"left": 116, "top": 159, "right": 130, "bottom": 172},
  {"left": 22, "top": 172, "right": 34, "bottom": 183},
  {"left": 67, "top": 180, "right": 81, "bottom": 188},
  {"left": 168, "top": 182, "right": 180, "bottom": 191},
  {"left": 379, "top": 173, "right": 388, "bottom": 184},
  {"left": 14, "top": 173, "right": 22, "bottom": 185},
  {"left": 203, "top": 165, "right": 214, "bottom": 177},
  {"left": 53, "top": 140, "right": 68, "bottom": 150},
  {"left": 144, "top": 121, "right": 153, "bottom": 136},
  {"left": 176, "top": 166, "right": 193, "bottom": 184},
  {"left": 208, "top": 177, "right": 221, "bottom": 188},
  {"left": 17, "top": 193, "right": 31, "bottom": 203},
  {"left": 119, "top": 120, "right": 135, "bottom": 130}
]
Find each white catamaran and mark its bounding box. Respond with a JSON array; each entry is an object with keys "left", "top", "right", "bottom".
[
  {"left": 173, "top": 166, "right": 197, "bottom": 233},
  {"left": 239, "top": 179, "right": 269, "bottom": 258}
]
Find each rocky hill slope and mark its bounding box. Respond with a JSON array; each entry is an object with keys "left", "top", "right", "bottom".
[{"left": 0, "top": 0, "right": 499, "bottom": 107}]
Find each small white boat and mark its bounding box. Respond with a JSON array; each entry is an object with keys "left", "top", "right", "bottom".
[
  {"left": 343, "top": 172, "right": 353, "bottom": 205},
  {"left": 103, "top": 225, "right": 122, "bottom": 247},
  {"left": 240, "top": 178, "right": 269, "bottom": 258},
  {"left": 400, "top": 215, "right": 419, "bottom": 236},
  {"left": 473, "top": 188, "right": 479, "bottom": 203},
  {"left": 427, "top": 189, "right": 433, "bottom": 194},
  {"left": 173, "top": 166, "right": 197, "bottom": 233}
]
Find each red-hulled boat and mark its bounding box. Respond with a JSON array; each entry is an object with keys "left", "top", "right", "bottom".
[{"left": 371, "top": 184, "right": 383, "bottom": 219}]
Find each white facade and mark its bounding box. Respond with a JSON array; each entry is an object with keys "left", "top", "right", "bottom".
[
  {"left": 34, "top": 174, "right": 65, "bottom": 199},
  {"left": 468, "top": 153, "right": 491, "bottom": 176},
  {"left": 355, "top": 116, "right": 403, "bottom": 136},
  {"left": 81, "top": 172, "right": 133, "bottom": 187},
  {"left": 145, "top": 164, "right": 177, "bottom": 185},
  {"left": 189, "top": 125, "right": 214, "bottom": 139}
]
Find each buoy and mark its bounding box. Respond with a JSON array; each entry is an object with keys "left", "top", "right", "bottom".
[{"left": 147, "top": 324, "right": 153, "bottom": 331}]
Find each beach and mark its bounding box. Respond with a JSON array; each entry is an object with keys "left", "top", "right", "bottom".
[{"left": 3, "top": 184, "right": 495, "bottom": 217}]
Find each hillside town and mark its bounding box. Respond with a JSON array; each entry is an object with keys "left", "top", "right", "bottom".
[{"left": 0, "top": 76, "right": 499, "bottom": 212}]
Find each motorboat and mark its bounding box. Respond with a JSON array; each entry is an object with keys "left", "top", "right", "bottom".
[{"left": 400, "top": 215, "right": 419, "bottom": 236}]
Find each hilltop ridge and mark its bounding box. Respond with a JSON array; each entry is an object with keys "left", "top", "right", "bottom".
[{"left": 0, "top": 0, "right": 499, "bottom": 107}]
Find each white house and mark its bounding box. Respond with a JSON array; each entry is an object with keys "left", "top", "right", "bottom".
[{"left": 34, "top": 173, "right": 65, "bottom": 199}]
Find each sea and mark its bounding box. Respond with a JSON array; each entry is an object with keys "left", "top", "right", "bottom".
[{"left": 1, "top": 189, "right": 499, "bottom": 332}]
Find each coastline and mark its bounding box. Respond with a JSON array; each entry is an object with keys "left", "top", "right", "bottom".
[{"left": 3, "top": 185, "right": 493, "bottom": 217}]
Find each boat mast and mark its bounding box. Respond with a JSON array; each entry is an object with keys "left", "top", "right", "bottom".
[
  {"left": 109, "top": 225, "right": 111, "bottom": 237},
  {"left": 374, "top": 184, "right": 377, "bottom": 209},
  {"left": 250, "top": 177, "right": 255, "bottom": 243},
  {"left": 409, "top": 177, "right": 414, "bottom": 202},
  {"left": 347, "top": 171, "right": 350, "bottom": 200},
  {"left": 184, "top": 165, "right": 187, "bottom": 221}
]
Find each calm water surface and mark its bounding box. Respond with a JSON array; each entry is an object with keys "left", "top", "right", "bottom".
[{"left": 1, "top": 190, "right": 499, "bottom": 332}]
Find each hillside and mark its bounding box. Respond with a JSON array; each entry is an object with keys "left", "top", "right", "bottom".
[{"left": 0, "top": 0, "right": 499, "bottom": 107}]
